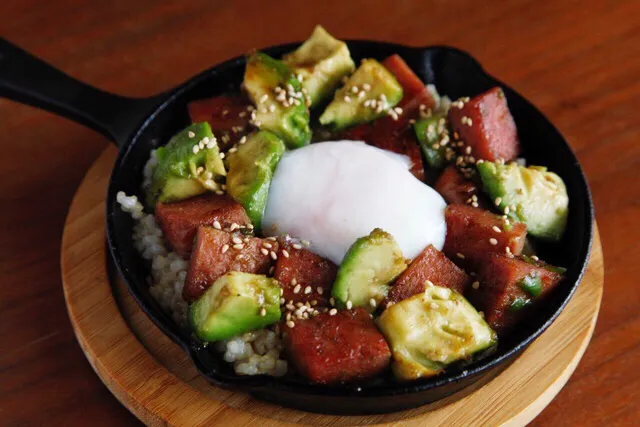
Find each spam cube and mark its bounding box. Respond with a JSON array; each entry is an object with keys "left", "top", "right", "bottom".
[
  {"left": 385, "top": 244, "right": 471, "bottom": 306},
  {"left": 183, "top": 227, "right": 277, "bottom": 302},
  {"left": 283, "top": 308, "right": 391, "bottom": 383},
  {"left": 187, "top": 95, "right": 251, "bottom": 151},
  {"left": 155, "top": 193, "right": 251, "bottom": 258},
  {"left": 473, "top": 254, "right": 564, "bottom": 333},
  {"left": 382, "top": 54, "right": 437, "bottom": 113},
  {"left": 443, "top": 204, "right": 527, "bottom": 270},
  {"left": 434, "top": 166, "right": 488, "bottom": 208},
  {"left": 273, "top": 244, "right": 337, "bottom": 306},
  {"left": 448, "top": 87, "right": 520, "bottom": 162}
]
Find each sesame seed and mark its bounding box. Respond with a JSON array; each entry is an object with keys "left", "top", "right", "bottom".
[
  {"left": 229, "top": 223, "right": 239, "bottom": 231},
  {"left": 311, "top": 300, "right": 317, "bottom": 306},
  {"left": 362, "top": 83, "right": 371, "bottom": 91},
  {"left": 394, "top": 107, "right": 403, "bottom": 115},
  {"left": 531, "top": 255, "right": 540, "bottom": 261},
  {"left": 495, "top": 197, "right": 502, "bottom": 206},
  {"left": 282, "top": 249, "right": 290, "bottom": 258},
  {"left": 425, "top": 280, "right": 435, "bottom": 287},
  {"left": 221, "top": 244, "right": 229, "bottom": 253},
  {"left": 351, "top": 85, "right": 359, "bottom": 94},
  {"left": 346, "top": 300, "right": 353, "bottom": 310},
  {"left": 369, "top": 298, "right": 377, "bottom": 308},
  {"left": 296, "top": 302, "right": 303, "bottom": 308},
  {"left": 330, "top": 297, "right": 335, "bottom": 306},
  {"left": 232, "top": 236, "right": 243, "bottom": 244},
  {"left": 286, "top": 320, "right": 295, "bottom": 328},
  {"left": 259, "top": 94, "right": 269, "bottom": 104},
  {"left": 261, "top": 248, "right": 269, "bottom": 256},
  {"left": 219, "top": 152, "right": 225, "bottom": 159},
  {"left": 301, "top": 239, "right": 311, "bottom": 246},
  {"left": 260, "top": 308, "right": 266, "bottom": 317},
  {"left": 188, "top": 131, "right": 195, "bottom": 138},
  {"left": 192, "top": 145, "right": 200, "bottom": 154},
  {"left": 344, "top": 95, "right": 351, "bottom": 103},
  {"left": 504, "top": 206, "right": 511, "bottom": 214},
  {"left": 492, "top": 225, "right": 502, "bottom": 233},
  {"left": 304, "top": 286, "right": 312, "bottom": 294},
  {"left": 358, "top": 91, "right": 366, "bottom": 99},
  {"left": 293, "top": 284, "right": 301, "bottom": 294},
  {"left": 457, "top": 253, "right": 466, "bottom": 259},
  {"left": 239, "top": 136, "right": 247, "bottom": 144},
  {"left": 213, "top": 220, "right": 222, "bottom": 230},
  {"left": 489, "top": 238, "right": 498, "bottom": 245},
  {"left": 329, "top": 308, "right": 338, "bottom": 316},
  {"left": 291, "top": 278, "right": 297, "bottom": 286},
  {"left": 228, "top": 147, "right": 238, "bottom": 153},
  {"left": 270, "top": 251, "right": 277, "bottom": 260},
  {"left": 465, "top": 146, "right": 472, "bottom": 154},
  {"left": 267, "top": 236, "right": 277, "bottom": 241},
  {"left": 233, "top": 243, "right": 244, "bottom": 250},
  {"left": 317, "top": 287, "right": 324, "bottom": 295},
  {"left": 472, "top": 281, "right": 480, "bottom": 289},
  {"left": 263, "top": 242, "right": 273, "bottom": 249},
  {"left": 280, "top": 297, "right": 285, "bottom": 305},
  {"left": 292, "top": 243, "right": 302, "bottom": 250}
]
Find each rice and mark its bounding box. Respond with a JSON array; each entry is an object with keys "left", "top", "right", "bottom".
[{"left": 116, "top": 153, "right": 287, "bottom": 376}]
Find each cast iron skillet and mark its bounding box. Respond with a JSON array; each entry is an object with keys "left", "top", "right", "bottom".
[{"left": 0, "top": 37, "right": 593, "bottom": 415}]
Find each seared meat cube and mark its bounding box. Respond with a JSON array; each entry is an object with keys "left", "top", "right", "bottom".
[
  {"left": 273, "top": 244, "right": 337, "bottom": 306},
  {"left": 471, "top": 254, "right": 564, "bottom": 333},
  {"left": 385, "top": 244, "right": 471, "bottom": 306},
  {"left": 443, "top": 204, "right": 526, "bottom": 269},
  {"left": 183, "top": 227, "right": 277, "bottom": 301},
  {"left": 155, "top": 193, "right": 250, "bottom": 258},
  {"left": 283, "top": 308, "right": 391, "bottom": 384},
  {"left": 448, "top": 87, "right": 520, "bottom": 162}
]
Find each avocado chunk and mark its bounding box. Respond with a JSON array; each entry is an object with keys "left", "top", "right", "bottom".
[
  {"left": 226, "top": 130, "right": 285, "bottom": 229},
  {"left": 243, "top": 52, "right": 312, "bottom": 149},
  {"left": 319, "top": 59, "right": 403, "bottom": 130},
  {"left": 283, "top": 25, "right": 355, "bottom": 107},
  {"left": 148, "top": 122, "right": 226, "bottom": 206},
  {"left": 332, "top": 228, "right": 407, "bottom": 312},
  {"left": 188, "top": 272, "right": 281, "bottom": 342},
  {"left": 477, "top": 161, "right": 569, "bottom": 241},
  {"left": 377, "top": 285, "right": 497, "bottom": 380},
  {"left": 413, "top": 114, "right": 449, "bottom": 171}
]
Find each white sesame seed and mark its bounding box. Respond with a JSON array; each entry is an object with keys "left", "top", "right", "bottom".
[
  {"left": 425, "top": 280, "right": 435, "bottom": 287},
  {"left": 233, "top": 243, "right": 244, "bottom": 250},
  {"left": 492, "top": 226, "right": 502, "bottom": 233},
  {"left": 394, "top": 107, "right": 403, "bottom": 115},
  {"left": 267, "top": 236, "right": 277, "bottom": 241},
  {"left": 221, "top": 244, "right": 229, "bottom": 254},
  {"left": 219, "top": 152, "right": 225, "bottom": 159},
  {"left": 346, "top": 300, "right": 353, "bottom": 310},
  {"left": 263, "top": 242, "right": 273, "bottom": 249},
  {"left": 286, "top": 320, "right": 295, "bottom": 328},
  {"left": 282, "top": 249, "right": 290, "bottom": 258},
  {"left": 317, "top": 287, "right": 323, "bottom": 295},
  {"left": 232, "top": 236, "right": 242, "bottom": 244},
  {"left": 192, "top": 145, "right": 200, "bottom": 154},
  {"left": 259, "top": 94, "right": 269, "bottom": 104},
  {"left": 369, "top": 298, "right": 377, "bottom": 308},
  {"left": 260, "top": 307, "right": 266, "bottom": 316},
  {"left": 344, "top": 95, "right": 351, "bottom": 103},
  {"left": 457, "top": 253, "right": 466, "bottom": 259},
  {"left": 280, "top": 297, "right": 285, "bottom": 305},
  {"left": 495, "top": 197, "right": 502, "bottom": 206},
  {"left": 358, "top": 91, "right": 366, "bottom": 99},
  {"left": 304, "top": 286, "right": 312, "bottom": 294},
  {"left": 270, "top": 251, "right": 277, "bottom": 260},
  {"left": 531, "top": 255, "right": 540, "bottom": 261},
  {"left": 187, "top": 131, "right": 195, "bottom": 138},
  {"left": 229, "top": 223, "right": 239, "bottom": 231},
  {"left": 212, "top": 220, "right": 222, "bottom": 230},
  {"left": 291, "top": 278, "right": 297, "bottom": 286},
  {"left": 293, "top": 284, "right": 301, "bottom": 294},
  {"left": 489, "top": 238, "right": 498, "bottom": 245},
  {"left": 504, "top": 206, "right": 510, "bottom": 214},
  {"left": 261, "top": 248, "right": 269, "bottom": 256},
  {"left": 329, "top": 308, "right": 338, "bottom": 316},
  {"left": 472, "top": 281, "right": 480, "bottom": 289},
  {"left": 292, "top": 243, "right": 302, "bottom": 250}
]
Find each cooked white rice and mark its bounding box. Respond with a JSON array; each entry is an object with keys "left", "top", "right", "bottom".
[{"left": 116, "top": 156, "right": 287, "bottom": 376}]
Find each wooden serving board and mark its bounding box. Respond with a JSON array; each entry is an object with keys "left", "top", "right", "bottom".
[{"left": 61, "top": 146, "right": 603, "bottom": 426}]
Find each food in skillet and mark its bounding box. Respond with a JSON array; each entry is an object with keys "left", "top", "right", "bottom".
[{"left": 117, "top": 26, "right": 569, "bottom": 383}]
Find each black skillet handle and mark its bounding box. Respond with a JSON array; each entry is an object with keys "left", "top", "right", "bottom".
[{"left": 0, "top": 38, "right": 161, "bottom": 146}]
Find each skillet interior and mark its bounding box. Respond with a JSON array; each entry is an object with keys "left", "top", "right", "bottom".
[{"left": 105, "top": 41, "right": 593, "bottom": 414}]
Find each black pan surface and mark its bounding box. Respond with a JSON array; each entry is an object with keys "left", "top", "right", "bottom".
[{"left": 0, "top": 38, "right": 593, "bottom": 414}]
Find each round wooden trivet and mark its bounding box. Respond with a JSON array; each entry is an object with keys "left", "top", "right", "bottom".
[{"left": 61, "top": 146, "right": 603, "bottom": 426}]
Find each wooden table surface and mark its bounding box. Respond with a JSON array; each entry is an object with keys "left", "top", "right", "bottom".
[{"left": 1, "top": 1, "right": 638, "bottom": 425}]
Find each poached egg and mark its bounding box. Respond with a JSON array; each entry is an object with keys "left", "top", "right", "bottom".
[{"left": 262, "top": 141, "right": 446, "bottom": 264}]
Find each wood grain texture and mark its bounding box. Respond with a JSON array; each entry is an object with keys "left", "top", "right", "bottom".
[
  {"left": 60, "top": 147, "right": 603, "bottom": 427},
  {"left": 0, "top": 0, "right": 637, "bottom": 425}
]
